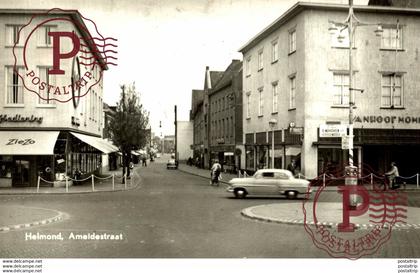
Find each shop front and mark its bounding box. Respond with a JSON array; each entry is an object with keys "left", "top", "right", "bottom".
[
  {"left": 0, "top": 131, "right": 60, "bottom": 187},
  {"left": 314, "top": 128, "right": 420, "bottom": 178},
  {"left": 0, "top": 130, "right": 118, "bottom": 188}
]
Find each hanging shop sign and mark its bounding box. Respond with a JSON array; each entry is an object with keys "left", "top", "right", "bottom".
[
  {"left": 0, "top": 114, "right": 43, "bottom": 124},
  {"left": 354, "top": 115, "right": 420, "bottom": 124}
]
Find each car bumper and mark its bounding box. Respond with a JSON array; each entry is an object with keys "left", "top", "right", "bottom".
[{"left": 226, "top": 186, "right": 234, "bottom": 192}]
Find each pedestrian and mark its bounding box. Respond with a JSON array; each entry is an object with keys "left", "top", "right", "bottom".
[
  {"left": 287, "top": 159, "right": 297, "bottom": 175},
  {"left": 210, "top": 159, "right": 222, "bottom": 186},
  {"left": 142, "top": 156, "right": 147, "bottom": 167},
  {"left": 385, "top": 161, "right": 400, "bottom": 189}
]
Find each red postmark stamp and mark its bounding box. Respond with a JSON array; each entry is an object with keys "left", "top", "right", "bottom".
[
  {"left": 12, "top": 8, "right": 117, "bottom": 107},
  {"left": 303, "top": 170, "right": 407, "bottom": 259}
]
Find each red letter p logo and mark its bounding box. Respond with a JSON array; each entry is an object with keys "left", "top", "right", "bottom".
[
  {"left": 337, "top": 185, "right": 370, "bottom": 232},
  {"left": 48, "top": 31, "right": 80, "bottom": 75}
]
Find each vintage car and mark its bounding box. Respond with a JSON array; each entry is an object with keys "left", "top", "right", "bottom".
[
  {"left": 166, "top": 159, "right": 178, "bottom": 170},
  {"left": 226, "top": 169, "right": 311, "bottom": 199}
]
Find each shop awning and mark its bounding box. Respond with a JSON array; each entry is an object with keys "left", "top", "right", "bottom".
[
  {"left": 70, "top": 132, "right": 119, "bottom": 154},
  {"left": 224, "top": 152, "right": 234, "bottom": 156},
  {"left": 286, "top": 147, "right": 301, "bottom": 156},
  {"left": 0, "top": 131, "right": 59, "bottom": 155},
  {"left": 131, "top": 151, "right": 140, "bottom": 156}
]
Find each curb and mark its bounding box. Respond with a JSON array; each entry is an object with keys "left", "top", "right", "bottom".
[
  {"left": 0, "top": 210, "right": 67, "bottom": 233},
  {"left": 241, "top": 206, "right": 420, "bottom": 230}
]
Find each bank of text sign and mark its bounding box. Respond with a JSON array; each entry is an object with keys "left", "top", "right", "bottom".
[{"left": 319, "top": 124, "right": 347, "bottom": 138}]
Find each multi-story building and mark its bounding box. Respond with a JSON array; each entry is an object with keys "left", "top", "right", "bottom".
[
  {"left": 0, "top": 9, "right": 116, "bottom": 187},
  {"left": 240, "top": 2, "right": 420, "bottom": 178},
  {"left": 190, "top": 68, "right": 224, "bottom": 169},
  {"left": 208, "top": 60, "right": 243, "bottom": 172},
  {"left": 190, "top": 89, "right": 205, "bottom": 167}
]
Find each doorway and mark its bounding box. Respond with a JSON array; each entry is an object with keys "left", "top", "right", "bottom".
[{"left": 12, "top": 159, "right": 30, "bottom": 187}]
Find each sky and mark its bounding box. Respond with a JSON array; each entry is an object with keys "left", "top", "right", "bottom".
[{"left": 2, "top": 0, "right": 368, "bottom": 136}]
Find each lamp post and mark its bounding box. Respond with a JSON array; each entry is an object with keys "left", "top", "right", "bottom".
[
  {"left": 269, "top": 119, "right": 277, "bottom": 169},
  {"left": 329, "top": 0, "right": 384, "bottom": 209}
]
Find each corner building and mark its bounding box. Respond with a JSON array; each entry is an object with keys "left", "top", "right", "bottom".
[
  {"left": 240, "top": 2, "right": 420, "bottom": 178},
  {"left": 0, "top": 9, "right": 115, "bottom": 187}
]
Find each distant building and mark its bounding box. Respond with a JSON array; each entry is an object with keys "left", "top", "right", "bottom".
[
  {"left": 163, "top": 135, "right": 175, "bottom": 154},
  {"left": 208, "top": 60, "right": 243, "bottom": 172},
  {"left": 176, "top": 121, "right": 193, "bottom": 161}
]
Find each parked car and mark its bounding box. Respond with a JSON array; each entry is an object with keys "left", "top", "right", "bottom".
[
  {"left": 167, "top": 159, "right": 178, "bottom": 170},
  {"left": 156, "top": 153, "right": 161, "bottom": 158},
  {"left": 226, "top": 169, "right": 311, "bottom": 199}
]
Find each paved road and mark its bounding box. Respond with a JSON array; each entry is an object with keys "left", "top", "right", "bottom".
[{"left": 1, "top": 157, "right": 420, "bottom": 258}]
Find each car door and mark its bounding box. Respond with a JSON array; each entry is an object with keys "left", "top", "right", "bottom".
[
  {"left": 274, "top": 171, "right": 293, "bottom": 193},
  {"left": 254, "top": 171, "right": 278, "bottom": 195}
]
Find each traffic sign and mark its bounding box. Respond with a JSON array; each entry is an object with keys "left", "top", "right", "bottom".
[
  {"left": 341, "top": 135, "right": 353, "bottom": 150},
  {"left": 320, "top": 124, "right": 346, "bottom": 138}
]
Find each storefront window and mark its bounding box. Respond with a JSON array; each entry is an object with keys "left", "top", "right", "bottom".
[
  {"left": 0, "top": 156, "right": 13, "bottom": 178},
  {"left": 318, "top": 147, "right": 359, "bottom": 176},
  {"left": 245, "top": 146, "right": 255, "bottom": 170},
  {"left": 256, "top": 146, "right": 268, "bottom": 169}
]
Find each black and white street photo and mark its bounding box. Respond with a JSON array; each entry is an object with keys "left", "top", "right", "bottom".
[{"left": 0, "top": 0, "right": 420, "bottom": 272}]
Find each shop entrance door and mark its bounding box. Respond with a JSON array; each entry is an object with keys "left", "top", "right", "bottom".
[{"left": 12, "top": 159, "right": 30, "bottom": 187}]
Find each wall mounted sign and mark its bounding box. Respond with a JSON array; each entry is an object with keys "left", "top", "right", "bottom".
[
  {"left": 71, "top": 116, "right": 81, "bottom": 126},
  {"left": 354, "top": 115, "right": 420, "bottom": 124},
  {"left": 320, "top": 124, "right": 346, "bottom": 138},
  {"left": 0, "top": 115, "right": 43, "bottom": 124}
]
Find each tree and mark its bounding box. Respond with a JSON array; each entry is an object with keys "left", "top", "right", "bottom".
[{"left": 109, "top": 83, "right": 149, "bottom": 182}]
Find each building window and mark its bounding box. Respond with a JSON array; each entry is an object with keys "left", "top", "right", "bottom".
[
  {"left": 38, "top": 25, "right": 56, "bottom": 47},
  {"left": 333, "top": 73, "right": 349, "bottom": 106},
  {"left": 258, "top": 49, "right": 264, "bottom": 71},
  {"left": 258, "top": 87, "right": 264, "bottom": 116},
  {"left": 6, "top": 67, "right": 24, "bottom": 105},
  {"left": 271, "top": 39, "right": 278, "bottom": 63},
  {"left": 289, "top": 76, "right": 296, "bottom": 109},
  {"left": 289, "top": 29, "right": 296, "bottom": 54},
  {"left": 272, "top": 82, "right": 278, "bottom": 113},
  {"left": 6, "top": 25, "right": 23, "bottom": 46},
  {"left": 246, "top": 56, "right": 251, "bottom": 76},
  {"left": 246, "top": 92, "right": 251, "bottom": 119},
  {"left": 381, "top": 74, "right": 403, "bottom": 108},
  {"left": 381, "top": 26, "right": 402, "bottom": 50},
  {"left": 37, "top": 67, "right": 56, "bottom": 105}
]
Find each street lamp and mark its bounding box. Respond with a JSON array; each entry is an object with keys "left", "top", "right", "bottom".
[
  {"left": 268, "top": 119, "right": 277, "bottom": 169},
  {"left": 329, "top": 0, "right": 386, "bottom": 211}
]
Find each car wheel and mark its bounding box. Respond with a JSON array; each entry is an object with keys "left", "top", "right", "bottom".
[
  {"left": 234, "top": 188, "right": 247, "bottom": 199},
  {"left": 285, "top": 191, "right": 298, "bottom": 199}
]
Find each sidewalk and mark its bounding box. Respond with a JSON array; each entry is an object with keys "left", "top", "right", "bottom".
[
  {"left": 0, "top": 166, "right": 141, "bottom": 195},
  {"left": 177, "top": 163, "right": 420, "bottom": 192}
]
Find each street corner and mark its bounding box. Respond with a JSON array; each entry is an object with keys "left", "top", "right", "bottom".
[{"left": 0, "top": 205, "right": 68, "bottom": 233}]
